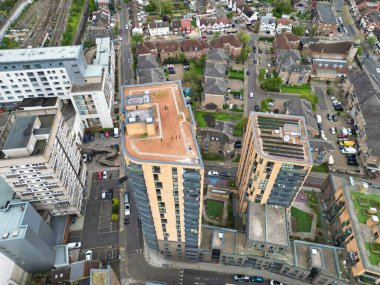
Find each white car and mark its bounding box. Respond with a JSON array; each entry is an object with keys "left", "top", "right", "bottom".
[
  {"left": 67, "top": 242, "right": 81, "bottom": 250},
  {"left": 82, "top": 154, "right": 87, "bottom": 162},
  {"left": 207, "top": 170, "right": 219, "bottom": 176},
  {"left": 102, "top": 170, "right": 107, "bottom": 179},
  {"left": 128, "top": 58, "right": 131, "bottom": 63},
  {"left": 330, "top": 96, "right": 336, "bottom": 101},
  {"left": 376, "top": 68, "right": 380, "bottom": 73},
  {"left": 330, "top": 127, "right": 336, "bottom": 134},
  {"left": 125, "top": 24, "right": 129, "bottom": 29},
  {"left": 85, "top": 250, "right": 92, "bottom": 261},
  {"left": 125, "top": 204, "right": 130, "bottom": 216},
  {"left": 101, "top": 190, "right": 106, "bottom": 200},
  {"left": 268, "top": 102, "right": 274, "bottom": 107},
  {"left": 320, "top": 130, "right": 327, "bottom": 141}
]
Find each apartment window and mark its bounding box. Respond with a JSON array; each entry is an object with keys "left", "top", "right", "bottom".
[
  {"left": 172, "top": 167, "right": 177, "bottom": 175},
  {"left": 153, "top": 174, "right": 159, "bottom": 181},
  {"left": 155, "top": 182, "right": 163, "bottom": 188},
  {"left": 259, "top": 158, "right": 263, "bottom": 164},
  {"left": 152, "top": 166, "right": 161, "bottom": 173},
  {"left": 22, "top": 65, "right": 31, "bottom": 69},
  {"left": 34, "top": 64, "right": 41, "bottom": 68},
  {"left": 156, "top": 189, "right": 161, "bottom": 196},
  {"left": 161, "top": 219, "right": 167, "bottom": 224},
  {"left": 160, "top": 213, "right": 165, "bottom": 218},
  {"left": 158, "top": 202, "right": 165, "bottom": 208}
]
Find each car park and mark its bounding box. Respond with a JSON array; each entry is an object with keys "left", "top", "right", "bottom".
[
  {"left": 67, "top": 242, "right": 81, "bottom": 250},
  {"left": 233, "top": 274, "right": 250, "bottom": 282},
  {"left": 102, "top": 170, "right": 107, "bottom": 179},
  {"left": 85, "top": 250, "right": 93, "bottom": 261},
  {"left": 208, "top": 170, "right": 219, "bottom": 176},
  {"left": 97, "top": 171, "right": 103, "bottom": 180}
]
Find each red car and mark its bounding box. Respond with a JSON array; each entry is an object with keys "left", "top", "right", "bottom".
[
  {"left": 201, "top": 35, "right": 208, "bottom": 38},
  {"left": 105, "top": 131, "right": 110, "bottom": 138},
  {"left": 97, "top": 171, "right": 103, "bottom": 180},
  {"left": 337, "top": 134, "right": 347, "bottom": 138}
]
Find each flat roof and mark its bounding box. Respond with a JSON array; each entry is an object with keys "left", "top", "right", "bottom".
[
  {"left": 3, "top": 116, "right": 37, "bottom": 150},
  {"left": 251, "top": 112, "right": 313, "bottom": 164},
  {"left": 0, "top": 202, "right": 28, "bottom": 241},
  {"left": 317, "top": 2, "right": 336, "bottom": 24},
  {"left": 334, "top": 175, "right": 380, "bottom": 274},
  {"left": 90, "top": 269, "right": 108, "bottom": 285},
  {"left": 94, "top": 37, "right": 111, "bottom": 67},
  {"left": 248, "top": 203, "right": 289, "bottom": 246},
  {"left": 122, "top": 82, "right": 202, "bottom": 165},
  {"left": 0, "top": 46, "right": 81, "bottom": 64}
]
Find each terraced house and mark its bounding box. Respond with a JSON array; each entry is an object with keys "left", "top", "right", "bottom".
[{"left": 121, "top": 81, "right": 204, "bottom": 261}]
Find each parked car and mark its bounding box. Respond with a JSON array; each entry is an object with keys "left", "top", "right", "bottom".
[
  {"left": 253, "top": 59, "right": 257, "bottom": 64},
  {"left": 85, "top": 250, "right": 93, "bottom": 261},
  {"left": 334, "top": 106, "right": 344, "bottom": 111},
  {"left": 233, "top": 274, "right": 250, "bottom": 282},
  {"left": 250, "top": 276, "right": 264, "bottom": 282},
  {"left": 125, "top": 204, "right": 130, "bottom": 216},
  {"left": 332, "top": 114, "right": 338, "bottom": 122},
  {"left": 102, "top": 170, "right": 107, "bottom": 179},
  {"left": 124, "top": 217, "right": 130, "bottom": 225},
  {"left": 327, "top": 113, "right": 333, "bottom": 120},
  {"left": 107, "top": 189, "right": 113, "bottom": 200},
  {"left": 317, "top": 123, "right": 323, "bottom": 131},
  {"left": 89, "top": 133, "right": 95, "bottom": 141},
  {"left": 235, "top": 140, "right": 242, "bottom": 148},
  {"left": 246, "top": 70, "right": 251, "bottom": 75},
  {"left": 124, "top": 192, "right": 130, "bottom": 204},
  {"left": 97, "top": 171, "right": 103, "bottom": 180},
  {"left": 347, "top": 160, "right": 359, "bottom": 166},
  {"left": 208, "top": 170, "right": 219, "bottom": 176},
  {"left": 67, "top": 242, "right": 81, "bottom": 250},
  {"left": 219, "top": 172, "right": 231, "bottom": 177},
  {"left": 341, "top": 147, "right": 357, "bottom": 154},
  {"left": 330, "top": 127, "right": 336, "bottom": 134},
  {"left": 270, "top": 281, "right": 283, "bottom": 285},
  {"left": 320, "top": 130, "right": 327, "bottom": 141},
  {"left": 101, "top": 190, "right": 106, "bottom": 200},
  {"left": 100, "top": 131, "right": 105, "bottom": 139},
  {"left": 337, "top": 134, "right": 347, "bottom": 138},
  {"left": 255, "top": 104, "right": 260, "bottom": 111},
  {"left": 82, "top": 154, "right": 87, "bottom": 162},
  {"left": 88, "top": 154, "right": 93, "bottom": 162},
  {"left": 268, "top": 102, "right": 274, "bottom": 107}
]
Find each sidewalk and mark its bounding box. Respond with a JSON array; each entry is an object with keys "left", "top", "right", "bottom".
[{"left": 143, "top": 242, "right": 310, "bottom": 285}]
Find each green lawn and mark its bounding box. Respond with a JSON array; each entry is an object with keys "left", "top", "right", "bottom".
[
  {"left": 299, "top": 93, "right": 318, "bottom": 112},
  {"left": 365, "top": 243, "right": 380, "bottom": 266},
  {"left": 281, "top": 84, "right": 312, "bottom": 95},
  {"left": 229, "top": 70, "right": 244, "bottom": 81},
  {"left": 291, "top": 207, "right": 313, "bottom": 232},
  {"left": 206, "top": 200, "right": 224, "bottom": 218},
  {"left": 351, "top": 192, "right": 380, "bottom": 224},
  {"left": 194, "top": 111, "right": 242, "bottom": 127},
  {"left": 233, "top": 154, "right": 241, "bottom": 163},
  {"left": 201, "top": 152, "right": 225, "bottom": 161},
  {"left": 233, "top": 118, "right": 245, "bottom": 136},
  {"left": 312, "top": 163, "right": 329, "bottom": 173}
]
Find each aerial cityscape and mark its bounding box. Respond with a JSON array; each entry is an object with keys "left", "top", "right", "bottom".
[{"left": 0, "top": 0, "right": 379, "bottom": 284}]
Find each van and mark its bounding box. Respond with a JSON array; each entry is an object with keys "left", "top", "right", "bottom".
[
  {"left": 341, "top": 127, "right": 348, "bottom": 136},
  {"left": 339, "top": 140, "right": 355, "bottom": 147},
  {"left": 249, "top": 92, "right": 254, "bottom": 98},
  {"left": 114, "top": 127, "right": 119, "bottom": 138},
  {"left": 316, "top": 115, "right": 322, "bottom": 124},
  {"left": 341, "top": 147, "right": 357, "bottom": 154}
]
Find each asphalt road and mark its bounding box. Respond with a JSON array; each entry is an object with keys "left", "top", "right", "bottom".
[{"left": 120, "top": 0, "right": 133, "bottom": 85}]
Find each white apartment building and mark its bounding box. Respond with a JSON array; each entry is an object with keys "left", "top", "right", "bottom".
[
  {"left": 260, "top": 14, "right": 277, "bottom": 34},
  {"left": 0, "top": 98, "right": 86, "bottom": 216},
  {"left": 0, "top": 37, "right": 115, "bottom": 128},
  {"left": 148, "top": 20, "right": 171, "bottom": 36}
]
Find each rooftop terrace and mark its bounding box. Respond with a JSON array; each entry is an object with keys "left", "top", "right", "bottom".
[
  {"left": 335, "top": 175, "right": 380, "bottom": 273},
  {"left": 122, "top": 82, "right": 201, "bottom": 165},
  {"left": 248, "top": 203, "right": 289, "bottom": 246},
  {"left": 251, "top": 112, "right": 312, "bottom": 164},
  {"left": 0, "top": 202, "right": 27, "bottom": 241}
]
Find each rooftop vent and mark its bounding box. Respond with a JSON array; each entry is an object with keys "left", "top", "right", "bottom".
[
  {"left": 2, "top": 232, "right": 9, "bottom": 239},
  {"left": 12, "top": 230, "right": 19, "bottom": 237}
]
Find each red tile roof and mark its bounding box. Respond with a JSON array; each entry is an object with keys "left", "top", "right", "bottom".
[
  {"left": 181, "top": 19, "right": 191, "bottom": 28},
  {"left": 157, "top": 41, "right": 181, "bottom": 53}
]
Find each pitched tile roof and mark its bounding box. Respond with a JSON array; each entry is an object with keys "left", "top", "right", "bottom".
[
  {"left": 181, "top": 19, "right": 191, "bottom": 28},
  {"left": 308, "top": 41, "right": 353, "bottom": 54},
  {"left": 157, "top": 41, "right": 180, "bottom": 53},
  {"left": 182, "top": 39, "right": 204, "bottom": 52},
  {"left": 204, "top": 61, "right": 227, "bottom": 78},
  {"left": 204, "top": 77, "right": 227, "bottom": 96}
]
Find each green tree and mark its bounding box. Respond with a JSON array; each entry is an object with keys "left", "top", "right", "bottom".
[
  {"left": 292, "top": 26, "right": 305, "bottom": 36},
  {"left": 273, "top": 0, "right": 293, "bottom": 18},
  {"left": 238, "top": 31, "right": 250, "bottom": 46},
  {"left": 367, "top": 35, "right": 377, "bottom": 47},
  {"left": 238, "top": 46, "right": 250, "bottom": 63},
  {"left": 227, "top": 11, "right": 234, "bottom": 20},
  {"left": 161, "top": 0, "right": 173, "bottom": 14},
  {"left": 261, "top": 76, "right": 283, "bottom": 92},
  {"left": 357, "top": 46, "right": 363, "bottom": 56},
  {"left": 89, "top": 0, "right": 96, "bottom": 13},
  {"left": 214, "top": 32, "right": 221, "bottom": 39},
  {"left": 131, "top": 34, "right": 144, "bottom": 45},
  {"left": 145, "top": 0, "right": 159, "bottom": 12}
]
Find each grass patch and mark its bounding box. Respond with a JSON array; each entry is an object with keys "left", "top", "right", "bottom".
[
  {"left": 0, "top": 37, "right": 19, "bottom": 49},
  {"left": 365, "top": 243, "right": 380, "bottom": 266},
  {"left": 194, "top": 111, "right": 242, "bottom": 127},
  {"left": 291, "top": 207, "right": 313, "bottom": 232},
  {"left": 201, "top": 152, "right": 225, "bottom": 161},
  {"left": 351, "top": 192, "right": 380, "bottom": 224},
  {"left": 299, "top": 93, "right": 318, "bottom": 112},
  {"left": 233, "top": 118, "right": 245, "bottom": 137},
  {"left": 229, "top": 69, "right": 244, "bottom": 81},
  {"left": 206, "top": 200, "right": 224, "bottom": 218},
  {"left": 260, "top": 97, "right": 274, "bottom": 112},
  {"left": 62, "top": 0, "right": 86, "bottom": 45},
  {"left": 281, "top": 84, "right": 312, "bottom": 95},
  {"left": 258, "top": 68, "right": 266, "bottom": 82},
  {"left": 312, "top": 162, "right": 329, "bottom": 173},
  {"left": 233, "top": 154, "right": 241, "bottom": 163},
  {"left": 226, "top": 195, "right": 235, "bottom": 228},
  {"left": 111, "top": 214, "right": 119, "bottom": 220}
]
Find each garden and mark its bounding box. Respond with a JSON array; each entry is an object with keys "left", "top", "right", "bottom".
[
  {"left": 291, "top": 207, "right": 313, "bottom": 232},
  {"left": 280, "top": 84, "right": 312, "bottom": 96},
  {"left": 205, "top": 200, "right": 224, "bottom": 219},
  {"left": 194, "top": 111, "right": 245, "bottom": 136},
  {"left": 352, "top": 192, "right": 380, "bottom": 224},
  {"left": 228, "top": 69, "right": 244, "bottom": 81},
  {"left": 62, "top": 0, "right": 87, "bottom": 45}
]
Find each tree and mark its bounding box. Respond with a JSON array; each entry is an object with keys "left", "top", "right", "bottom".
[
  {"left": 238, "top": 46, "right": 250, "bottom": 63},
  {"left": 273, "top": 0, "right": 293, "bottom": 18},
  {"left": 214, "top": 32, "right": 221, "bottom": 39},
  {"left": 145, "top": 0, "right": 158, "bottom": 12},
  {"left": 161, "top": 0, "right": 173, "bottom": 14},
  {"left": 227, "top": 11, "right": 234, "bottom": 20},
  {"left": 131, "top": 34, "right": 144, "bottom": 45},
  {"left": 357, "top": 46, "right": 363, "bottom": 56},
  {"left": 89, "top": 0, "right": 96, "bottom": 13},
  {"left": 238, "top": 31, "right": 251, "bottom": 46},
  {"left": 367, "top": 35, "right": 377, "bottom": 48},
  {"left": 292, "top": 26, "right": 305, "bottom": 36},
  {"left": 261, "top": 76, "right": 283, "bottom": 92}
]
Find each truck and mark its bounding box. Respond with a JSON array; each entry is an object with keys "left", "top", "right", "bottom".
[
  {"left": 339, "top": 140, "right": 355, "bottom": 147},
  {"left": 341, "top": 147, "right": 357, "bottom": 154},
  {"left": 114, "top": 127, "right": 119, "bottom": 138}
]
